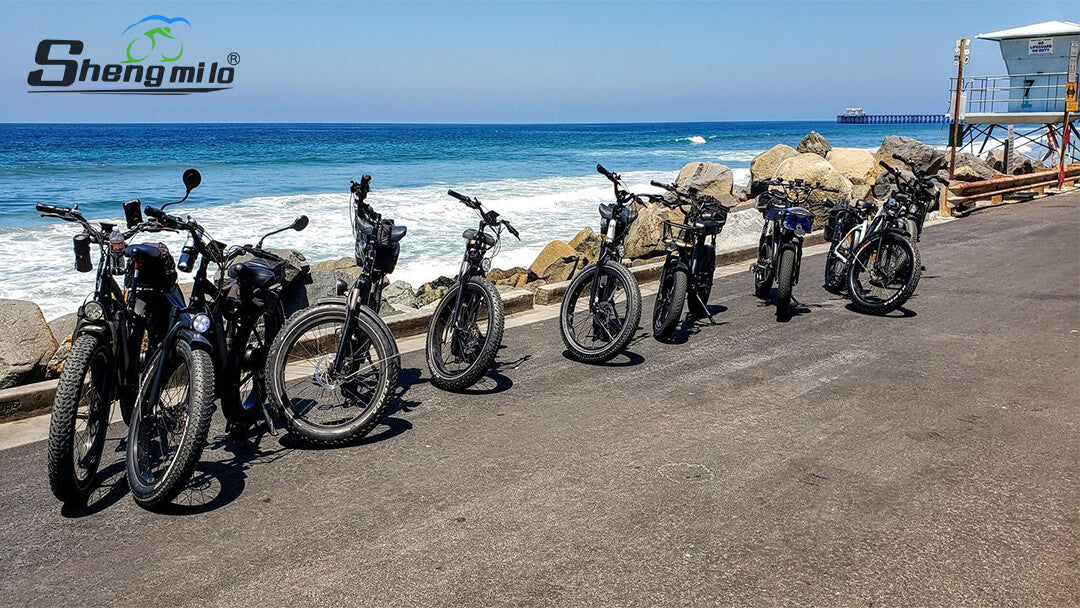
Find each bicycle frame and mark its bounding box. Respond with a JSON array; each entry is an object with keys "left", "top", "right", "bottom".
[{"left": 450, "top": 219, "right": 494, "bottom": 329}]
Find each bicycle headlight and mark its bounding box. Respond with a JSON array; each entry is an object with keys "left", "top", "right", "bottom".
[
  {"left": 783, "top": 214, "right": 813, "bottom": 234},
  {"left": 481, "top": 258, "right": 491, "bottom": 273},
  {"left": 192, "top": 313, "right": 211, "bottom": 334},
  {"left": 82, "top": 301, "right": 104, "bottom": 322},
  {"left": 617, "top": 244, "right": 626, "bottom": 260}
]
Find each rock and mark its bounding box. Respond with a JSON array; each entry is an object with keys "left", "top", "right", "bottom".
[
  {"left": 630, "top": 254, "right": 667, "bottom": 267},
  {"left": 568, "top": 227, "right": 602, "bottom": 264},
  {"left": 416, "top": 276, "right": 455, "bottom": 307},
  {"left": 0, "top": 299, "right": 58, "bottom": 388},
  {"left": 773, "top": 153, "right": 854, "bottom": 228},
  {"left": 750, "top": 144, "right": 800, "bottom": 184},
  {"left": 382, "top": 280, "right": 418, "bottom": 310},
  {"left": 826, "top": 147, "right": 879, "bottom": 185},
  {"left": 623, "top": 202, "right": 678, "bottom": 259},
  {"left": 797, "top": 131, "right": 832, "bottom": 157},
  {"left": 487, "top": 266, "right": 539, "bottom": 288},
  {"left": 986, "top": 149, "right": 1041, "bottom": 175},
  {"left": 310, "top": 256, "right": 359, "bottom": 273},
  {"left": 46, "top": 336, "right": 72, "bottom": 378},
  {"left": 872, "top": 167, "right": 914, "bottom": 199},
  {"left": 674, "top": 162, "right": 738, "bottom": 207},
  {"left": 951, "top": 152, "right": 997, "bottom": 182},
  {"left": 48, "top": 313, "right": 77, "bottom": 345},
  {"left": 280, "top": 267, "right": 356, "bottom": 316},
  {"left": 876, "top": 136, "right": 946, "bottom": 175},
  {"left": 851, "top": 184, "right": 872, "bottom": 202},
  {"left": 733, "top": 185, "right": 750, "bottom": 202},
  {"left": 528, "top": 241, "right": 581, "bottom": 282},
  {"left": 266, "top": 248, "right": 310, "bottom": 283}
]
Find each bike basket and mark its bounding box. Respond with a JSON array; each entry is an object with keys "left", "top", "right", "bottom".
[
  {"left": 355, "top": 218, "right": 400, "bottom": 274},
  {"left": 824, "top": 204, "right": 859, "bottom": 243},
  {"left": 661, "top": 221, "right": 696, "bottom": 250}
]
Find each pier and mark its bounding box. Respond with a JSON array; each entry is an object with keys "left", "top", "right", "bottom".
[{"left": 836, "top": 113, "right": 947, "bottom": 124}]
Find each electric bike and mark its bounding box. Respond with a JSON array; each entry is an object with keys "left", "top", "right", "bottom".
[
  {"left": 426, "top": 189, "right": 520, "bottom": 391},
  {"left": 558, "top": 164, "right": 643, "bottom": 363}
]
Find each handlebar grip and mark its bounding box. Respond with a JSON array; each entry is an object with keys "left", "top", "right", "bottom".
[
  {"left": 447, "top": 189, "right": 469, "bottom": 202},
  {"left": 596, "top": 164, "right": 613, "bottom": 178},
  {"left": 504, "top": 222, "right": 520, "bottom": 239},
  {"left": 36, "top": 203, "right": 68, "bottom": 215},
  {"left": 144, "top": 205, "right": 166, "bottom": 220},
  {"left": 650, "top": 180, "right": 675, "bottom": 192},
  {"left": 879, "top": 160, "right": 900, "bottom": 174},
  {"left": 360, "top": 174, "right": 372, "bottom": 188}
]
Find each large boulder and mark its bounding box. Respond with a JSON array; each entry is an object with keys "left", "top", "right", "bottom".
[
  {"left": 416, "top": 276, "right": 455, "bottom": 307},
  {"left": 774, "top": 153, "right": 854, "bottom": 228},
  {"left": 986, "top": 148, "right": 1041, "bottom": 175},
  {"left": 952, "top": 152, "right": 997, "bottom": 182},
  {"left": 826, "top": 147, "right": 879, "bottom": 185},
  {"left": 876, "top": 136, "right": 946, "bottom": 175},
  {"left": 383, "top": 280, "right": 418, "bottom": 310},
  {"left": 266, "top": 248, "right": 310, "bottom": 283},
  {"left": 750, "top": 144, "right": 799, "bottom": 183},
  {"left": 623, "top": 202, "right": 680, "bottom": 259},
  {"left": 872, "top": 167, "right": 914, "bottom": 200},
  {"left": 278, "top": 257, "right": 362, "bottom": 316},
  {"left": 46, "top": 313, "right": 78, "bottom": 378},
  {"left": 487, "top": 266, "right": 538, "bottom": 289},
  {"left": 797, "top": 131, "right": 832, "bottom": 157},
  {"left": 674, "top": 162, "right": 738, "bottom": 207},
  {"left": 529, "top": 241, "right": 580, "bottom": 282},
  {"left": 568, "top": 227, "right": 602, "bottom": 264},
  {"left": 0, "top": 299, "right": 58, "bottom": 388}
]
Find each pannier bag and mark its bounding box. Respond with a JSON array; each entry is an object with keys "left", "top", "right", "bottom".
[
  {"left": 124, "top": 242, "right": 178, "bottom": 290},
  {"left": 824, "top": 204, "right": 860, "bottom": 243},
  {"left": 354, "top": 217, "right": 401, "bottom": 274}
]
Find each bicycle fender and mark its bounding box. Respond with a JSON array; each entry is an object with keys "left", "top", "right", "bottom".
[
  {"left": 74, "top": 320, "right": 108, "bottom": 339},
  {"left": 353, "top": 305, "right": 401, "bottom": 361},
  {"left": 178, "top": 328, "right": 212, "bottom": 350},
  {"left": 315, "top": 296, "right": 348, "bottom": 307}
]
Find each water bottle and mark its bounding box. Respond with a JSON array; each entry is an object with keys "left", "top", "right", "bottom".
[{"left": 108, "top": 227, "right": 126, "bottom": 275}]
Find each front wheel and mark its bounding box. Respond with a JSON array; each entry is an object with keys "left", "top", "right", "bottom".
[
  {"left": 426, "top": 277, "right": 504, "bottom": 392},
  {"left": 126, "top": 339, "right": 215, "bottom": 509},
  {"left": 775, "top": 247, "right": 797, "bottom": 320},
  {"left": 559, "top": 261, "right": 642, "bottom": 364},
  {"left": 848, "top": 233, "right": 922, "bottom": 315},
  {"left": 47, "top": 333, "right": 113, "bottom": 504},
  {"left": 265, "top": 304, "right": 398, "bottom": 446},
  {"left": 652, "top": 266, "right": 687, "bottom": 342}
]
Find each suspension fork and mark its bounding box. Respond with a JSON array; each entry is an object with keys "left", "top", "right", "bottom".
[
  {"left": 331, "top": 282, "right": 365, "bottom": 375},
  {"left": 588, "top": 245, "right": 614, "bottom": 310}
]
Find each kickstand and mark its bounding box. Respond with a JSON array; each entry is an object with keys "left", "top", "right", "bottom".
[
  {"left": 790, "top": 293, "right": 803, "bottom": 308},
  {"left": 692, "top": 292, "right": 717, "bottom": 324}
]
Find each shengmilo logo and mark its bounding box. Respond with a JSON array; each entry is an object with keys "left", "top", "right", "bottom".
[{"left": 27, "top": 15, "right": 238, "bottom": 94}]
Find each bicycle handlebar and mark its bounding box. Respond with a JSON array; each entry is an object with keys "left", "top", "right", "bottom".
[
  {"left": 650, "top": 180, "right": 676, "bottom": 192},
  {"left": 596, "top": 164, "right": 620, "bottom": 183}
]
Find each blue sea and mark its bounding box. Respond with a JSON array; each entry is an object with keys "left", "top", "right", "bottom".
[{"left": 0, "top": 121, "right": 949, "bottom": 319}]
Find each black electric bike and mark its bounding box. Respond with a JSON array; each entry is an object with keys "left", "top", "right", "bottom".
[
  {"left": 878, "top": 153, "right": 949, "bottom": 242},
  {"left": 265, "top": 175, "right": 402, "bottom": 445},
  {"left": 558, "top": 164, "right": 643, "bottom": 363},
  {"left": 649, "top": 180, "right": 730, "bottom": 341},
  {"left": 426, "top": 189, "right": 520, "bottom": 391},
  {"left": 821, "top": 189, "right": 922, "bottom": 315},
  {"left": 41, "top": 197, "right": 177, "bottom": 504},
  {"left": 751, "top": 178, "right": 836, "bottom": 320}
]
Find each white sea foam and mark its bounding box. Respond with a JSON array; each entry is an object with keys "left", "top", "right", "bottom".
[
  {"left": 1, "top": 168, "right": 767, "bottom": 320},
  {"left": 686, "top": 135, "right": 707, "bottom": 145}
]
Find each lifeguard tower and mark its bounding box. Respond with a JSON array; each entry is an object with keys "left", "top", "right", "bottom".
[{"left": 949, "top": 20, "right": 1079, "bottom": 170}]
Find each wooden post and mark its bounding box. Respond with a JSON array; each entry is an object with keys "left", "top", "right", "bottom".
[
  {"left": 949, "top": 38, "right": 969, "bottom": 180},
  {"left": 939, "top": 181, "right": 952, "bottom": 217}
]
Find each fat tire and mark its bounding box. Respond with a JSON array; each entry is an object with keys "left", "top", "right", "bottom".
[
  {"left": 775, "top": 248, "right": 796, "bottom": 320},
  {"left": 653, "top": 267, "right": 688, "bottom": 342},
  {"left": 823, "top": 242, "right": 847, "bottom": 295},
  {"left": 265, "top": 304, "right": 397, "bottom": 446},
  {"left": 47, "top": 333, "right": 111, "bottom": 504},
  {"left": 559, "top": 261, "right": 642, "bottom": 364},
  {"left": 847, "top": 234, "right": 922, "bottom": 315},
  {"left": 426, "top": 277, "right": 504, "bottom": 392},
  {"left": 126, "top": 340, "right": 215, "bottom": 509}
]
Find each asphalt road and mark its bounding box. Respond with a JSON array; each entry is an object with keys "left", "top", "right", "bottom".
[{"left": 1, "top": 193, "right": 1077, "bottom": 607}]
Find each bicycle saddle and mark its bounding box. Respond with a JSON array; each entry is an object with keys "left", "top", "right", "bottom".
[
  {"left": 229, "top": 258, "right": 279, "bottom": 288},
  {"left": 389, "top": 225, "right": 407, "bottom": 242}
]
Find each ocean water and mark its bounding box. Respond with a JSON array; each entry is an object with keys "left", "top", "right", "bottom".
[{"left": 0, "top": 121, "right": 949, "bottom": 320}]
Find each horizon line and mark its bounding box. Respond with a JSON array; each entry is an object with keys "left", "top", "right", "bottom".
[{"left": 0, "top": 117, "right": 946, "bottom": 126}]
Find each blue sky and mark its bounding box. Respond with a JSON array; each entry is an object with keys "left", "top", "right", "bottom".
[{"left": 0, "top": 0, "right": 1075, "bottom": 123}]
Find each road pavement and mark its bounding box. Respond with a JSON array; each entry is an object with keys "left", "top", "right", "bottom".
[{"left": 0, "top": 193, "right": 1077, "bottom": 607}]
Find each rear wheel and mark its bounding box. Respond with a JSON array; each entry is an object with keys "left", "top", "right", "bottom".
[
  {"left": 47, "top": 333, "right": 112, "bottom": 504},
  {"left": 559, "top": 261, "right": 641, "bottom": 363},
  {"left": 687, "top": 250, "right": 715, "bottom": 318},
  {"left": 426, "top": 277, "right": 504, "bottom": 391},
  {"left": 652, "top": 266, "right": 687, "bottom": 342},
  {"left": 823, "top": 242, "right": 848, "bottom": 295},
  {"left": 775, "top": 248, "right": 796, "bottom": 320},
  {"left": 266, "top": 304, "right": 397, "bottom": 445},
  {"left": 848, "top": 233, "right": 922, "bottom": 315},
  {"left": 230, "top": 305, "right": 284, "bottom": 438},
  {"left": 754, "top": 242, "right": 774, "bottom": 299},
  {"left": 126, "top": 339, "right": 215, "bottom": 509}
]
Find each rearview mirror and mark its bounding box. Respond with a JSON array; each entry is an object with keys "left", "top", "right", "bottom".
[
  {"left": 182, "top": 168, "right": 202, "bottom": 192},
  {"left": 292, "top": 215, "right": 309, "bottom": 231}
]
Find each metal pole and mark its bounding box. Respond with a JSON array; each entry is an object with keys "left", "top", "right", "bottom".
[
  {"left": 1004, "top": 125, "right": 1013, "bottom": 174},
  {"left": 1061, "top": 42, "right": 1078, "bottom": 188},
  {"left": 949, "top": 38, "right": 969, "bottom": 180}
]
